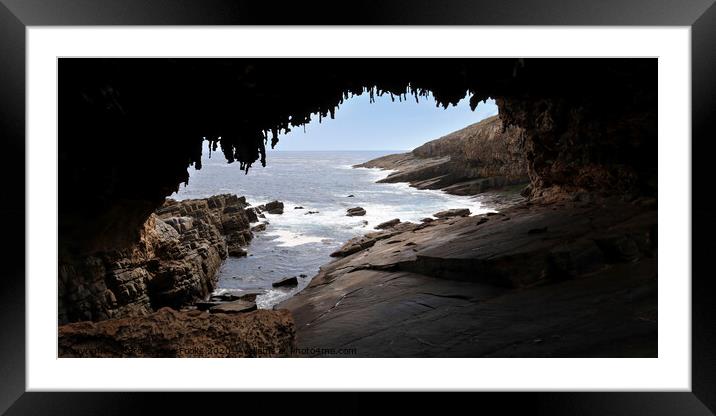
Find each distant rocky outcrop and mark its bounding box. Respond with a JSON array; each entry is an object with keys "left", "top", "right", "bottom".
[
  {"left": 256, "top": 200, "right": 285, "bottom": 215},
  {"left": 356, "top": 115, "right": 529, "bottom": 196},
  {"left": 58, "top": 194, "right": 262, "bottom": 324},
  {"left": 58, "top": 307, "right": 295, "bottom": 357},
  {"left": 346, "top": 207, "right": 367, "bottom": 217}
]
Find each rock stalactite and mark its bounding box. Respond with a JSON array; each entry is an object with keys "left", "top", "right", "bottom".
[{"left": 59, "top": 58, "right": 656, "bottom": 258}]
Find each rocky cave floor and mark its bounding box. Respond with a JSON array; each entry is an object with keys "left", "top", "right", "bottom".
[{"left": 279, "top": 196, "right": 657, "bottom": 358}]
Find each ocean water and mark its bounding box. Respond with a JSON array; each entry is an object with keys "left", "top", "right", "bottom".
[{"left": 172, "top": 150, "right": 495, "bottom": 308}]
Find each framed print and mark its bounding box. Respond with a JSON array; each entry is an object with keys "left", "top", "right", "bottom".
[{"left": 0, "top": 0, "right": 714, "bottom": 414}]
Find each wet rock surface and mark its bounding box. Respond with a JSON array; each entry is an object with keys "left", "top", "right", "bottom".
[
  {"left": 273, "top": 276, "right": 299, "bottom": 288},
  {"left": 346, "top": 207, "right": 367, "bottom": 217},
  {"left": 280, "top": 198, "right": 657, "bottom": 357},
  {"left": 58, "top": 307, "right": 295, "bottom": 357}
]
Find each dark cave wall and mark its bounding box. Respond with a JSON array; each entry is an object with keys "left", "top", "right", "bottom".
[{"left": 58, "top": 58, "right": 657, "bottom": 322}]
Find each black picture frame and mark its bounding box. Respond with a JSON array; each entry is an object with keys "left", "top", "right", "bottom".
[{"left": 1, "top": 0, "right": 713, "bottom": 414}]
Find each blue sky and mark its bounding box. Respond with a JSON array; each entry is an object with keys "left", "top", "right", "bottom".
[{"left": 270, "top": 94, "right": 498, "bottom": 151}]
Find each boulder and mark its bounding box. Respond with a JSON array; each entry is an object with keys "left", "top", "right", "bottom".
[
  {"left": 376, "top": 219, "right": 401, "bottom": 230},
  {"left": 228, "top": 247, "right": 248, "bottom": 257},
  {"left": 434, "top": 208, "right": 471, "bottom": 218},
  {"left": 346, "top": 207, "right": 366, "bottom": 217},
  {"left": 272, "top": 276, "right": 299, "bottom": 287},
  {"left": 251, "top": 223, "right": 267, "bottom": 233},
  {"left": 305, "top": 211, "right": 320, "bottom": 215},
  {"left": 258, "top": 201, "right": 284, "bottom": 215}
]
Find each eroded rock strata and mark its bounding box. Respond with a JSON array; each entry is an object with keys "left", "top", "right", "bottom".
[
  {"left": 356, "top": 115, "right": 529, "bottom": 195},
  {"left": 280, "top": 197, "right": 657, "bottom": 357},
  {"left": 58, "top": 194, "right": 257, "bottom": 324}
]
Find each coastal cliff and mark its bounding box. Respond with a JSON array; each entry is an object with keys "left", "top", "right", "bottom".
[
  {"left": 58, "top": 193, "right": 297, "bottom": 357},
  {"left": 356, "top": 115, "right": 529, "bottom": 196},
  {"left": 59, "top": 194, "right": 257, "bottom": 324}
]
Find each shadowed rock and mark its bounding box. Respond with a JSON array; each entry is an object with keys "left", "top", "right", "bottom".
[
  {"left": 210, "top": 300, "right": 258, "bottom": 314},
  {"left": 58, "top": 194, "right": 257, "bottom": 324},
  {"left": 257, "top": 201, "right": 284, "bottom": 215},
  {"left": 251, "top": 223, "right": 267, "bottom": 233},
  {"left": 273, "top": 276, "right": 299, "bottom": 287}
]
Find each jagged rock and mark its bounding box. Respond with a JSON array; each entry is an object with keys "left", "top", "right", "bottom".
[
  {"left": 346, "top": 207, "right": 366, "bottom": 217},
  {"left": 347, "top": 194, "right": 355, "bottom": 197},
  {"left": 376, "top": 219, "right": 401, "bottom": 230},
  {"left": 58, "top": 194, "right": 258, "bottom": 324},
  {"left": 434, "top": 208, "right": 471, "bottom": 218},
  {"left": 257, "top": 201, "right": 284, "bottom": 215},
  {"left": 294, "top": 206, "right": 304, "bottom": 209},
  {"left": 251, "top": 223, "right": 267, "bottom": 233},
  {"left": 272, "top": 276, "right": 299, "bottom": 287},
  {"left": 210, "top": 300, "right": 258, "bottom": 314},
  {"left": 246, "top": 207, "right": 259, "bottom": 223},
  {"left": 58, "top": 307, "right": 295, "bottom": 357},
  {"left": 228, "top": 247, "right": 248, "bottom": 257}
]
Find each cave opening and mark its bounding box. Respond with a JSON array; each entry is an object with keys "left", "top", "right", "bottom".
[
  {"left": 58, "top": 58, "right": 657, "bottom": 358},
  {"left": 172, "top": 92, "right": 509, "bottom": 309}
]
